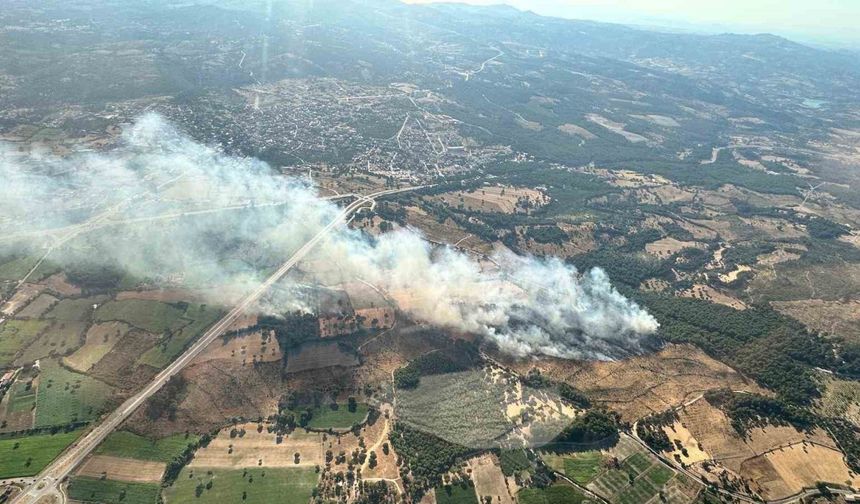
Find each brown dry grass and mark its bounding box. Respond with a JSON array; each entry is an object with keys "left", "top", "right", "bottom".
[
  {"left": 1, "top": 283, "right": 43, "bottom": 316},
  {"left": 757, "top": 443, "right": 859, "bottom": 499},
  {"left": 645, "top": 238, "right": 703, "bottom": 258},
  {"left": 76, "top": 455, "right": 165, "bottom": 483},
  {"left": 431, "top": 186, "right": 548, "bottom": 215},
  {"left": 63, "top": 322, "right": 131, "bottom": 373},
  {"left": 503, "top": 344, "right": 765, "bottom": 422},
  {"left": 467, "top": 454, "right": 513, "bottom": 504},
  {"left": 16, "top": 293, "right": 58, "bottom": 319},
  {"left": 404, "top": 206, "right": 494, "bottom": 255},
  {"left": 772, "top": 299, "right": 860, "bottom": 343},
  {"left": 193, "top": 331, "right": 282, "bottom": 366},
  {"left": 679, "top": 285, "right": 748, "bottom": 310},
  {"left": 191, "top": 424, "right": 324, "bottom": 468},
  {"left": 38, "top": 273, "right": 81, "bottom": 297}
]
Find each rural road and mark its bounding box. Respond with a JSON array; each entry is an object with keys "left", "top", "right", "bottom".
[{"left": 10, "top": 186, "right": 422, "bottom": 504}]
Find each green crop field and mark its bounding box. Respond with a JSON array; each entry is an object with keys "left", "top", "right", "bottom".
[
  {"left": 18, "top": 320, "right": 88, "bottom": 363},
  {"left": 68, "top": 477, "right": 160, "bottom": 504},
  {"left": 163, "top": 467, "right": 318, "bottom": 504},
  {"left": 517, "top": 485, "right": 592, "bottom": 504},
  {"left": 542, "top": 451, "right": 603, "bottom": 484},
  {"left": 589, "top": 449, "right": 679, "bottom": 504},
  {"left": 435, "top": 483, "right": 478, "bottom": 504},
  {"left": 94, "top": 299, "right": 185, "bottom": 334},
  {"left": 0, "top": 429, "right": 83, "bottom": 478},
  {"left": 305, "top": 403, "right": 369, "bottom": 430},
  {"left": 0, "top": 320, "right": 50, "bottom": 367},
  {"left": 136, "top": 303, "right": 221, "bottom": 368},
  {"left": 46, "top": 296, "right": 109, "bottom": 321},
  {"left": 34, "top": 359, "right": 113, "bottom": 428},
  {"left": 95, "top": 431, "right": 199, "bottom": 462},
  {"left": 6, "top": 380, "right": 37, "bottom": 413}
]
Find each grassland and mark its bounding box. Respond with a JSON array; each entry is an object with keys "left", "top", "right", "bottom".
[
  {"left": 18, "top": 320, "right": 87, "bottom": 363},
  {"left": 0, "top": 319, "right": 50, "bottom": 366},
  {"left": 542, "top": 451, "right": 603, "bottom": 484},
  {"left": 0, "top": 430, "right": 82, "bottom": 478},
  {"left": 517, "top": 485, "right": 592, "bottom": 504},
  {"left": 163, "top": 467, "right": 318, "bottom": 504},
  {"left": 0, "top": 256, "right": 39, "bottom": 281},
  {"left": 94, "top": 299, "right": 185, "bottom": 333},
  {"left": 435, "top": 483, "right": 479, "bottom": 504},
  {"left": 64, "top": 322, "right": 131, "bottom": 372},
  {"left": 67, "top": 476, "right": 160, "bottom": 504},
  {"left": 34, "top": 359, "right": 113, "bottom": 428},
  {"left": 95, "top": 430, "right": 199, "bottom": 462},
  {"left": 305, "top": 403, "right": 369, "bottom": 430},
  {"left": 6, "top": 380, "right": 37, "bottom": 413},
  {"left": 136, "top": 303, "right": 221, "bottom": 368},
  {"left": 45, "top": 296, "right": 109, "bottom": 321}
]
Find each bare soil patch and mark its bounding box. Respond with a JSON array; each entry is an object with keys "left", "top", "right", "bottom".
[
  {"left": 1, "top": 283, "right": 43, "bottom": 316},
  {"left": 467, "top": 453, "right": 514, "bottom": 504},
  {"left": 679, "top": 284, "right": 748, "bottom": 310},
  {"left": 77, "top": 455, "right": 165, "bottom": 483},
  {"left": 645, "top": 238, "right": 703, "bottom": 258},
  {"left": 772, "top": 299, "right": 860, "bottom": 342},
  {"left": 194, "top": 331, "right": 282, "bottom": 366}
]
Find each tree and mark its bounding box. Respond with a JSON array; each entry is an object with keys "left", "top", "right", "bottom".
[{"left": 348, "top": 396, "right": 358, "bottom": 413}]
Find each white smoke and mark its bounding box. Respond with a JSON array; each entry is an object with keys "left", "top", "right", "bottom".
[{"left": 0, "top": 114, "right": 658, "bottom": 359}]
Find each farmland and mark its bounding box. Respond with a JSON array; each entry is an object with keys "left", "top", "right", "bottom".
[
  {"left": 94, "top": 430, "right": 199, "bottom": 462},
  {"left": 304, "top": 402, "right": 369, "bottom": 430},
  {"left": 63, "top": 321, "right": 132, "bottom": 372},
  {"left": 34, "top": 359, "right": 113, "bottom": 428},
  {"left": 542, "top": 450, "right": 604, "bottom": 484},
  {"left": 435, "top": 483, "right": 479, "bottom": 504},
  {"left": 0, "top": 430, "right": 83, "bottom": 478},
  {"left": 67, "top": 476, "right": 160, "bottom": 504},
  {"left": 163, "top": 467, "right": 318, "bottom": 504},
  {"left": 517, "top": 484, "right": 593, "bottom": 504},
  {"left": 93, "top": 299, "right": 185, "bottom": 333},
  {"left": 0, "top": 319, "right": 50, "bottom": 366}
]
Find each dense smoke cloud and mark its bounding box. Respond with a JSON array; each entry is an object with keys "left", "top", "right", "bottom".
[{"left": 0, "top": 114, "right": 658, "bottom": 359}]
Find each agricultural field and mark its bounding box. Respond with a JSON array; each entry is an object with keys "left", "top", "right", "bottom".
[
  {"left": 0, "top": 319, "right": 50, "bottom": 366},
  {"left": 816, "top": 376, "right": 860, "bottom": 428},
  {"left": 34, "top": 358, "right": 113, "bottom": 428},
  {"left": 16, "top": 293, "right": 58, "bottom": 318},
  {"left": 0, "top": 429, "right": 83, "bottom": 478},
  {"left": 435, "top": 482, "right": 479, "bottom": 504},
  {"left": 17, "top": 320, "right": 88, "bottom": 363},
  {"left": 63, "top": 322, "right": 132, "bottom": 372},
  {"left": 467, "top": 453, "right": 514, "bottom": 504},
  {"left": 303, "top": 403, "right": 369, "bottom": 430},
  {"left": 67, "top": 476, "right": 160, "bottom": 504},
  {"left": 46, "top": 295, "right": 109, "bottom": 321},
  {"left": 516, "top": 484, "right": 593, "bottom": 504},
  {"left": 135, "top": 303, "right": 221, "bottom": 368},
  {"left": 76, "top": 455, "right": 166, "bottom": 483},
  {"left": 94, "top": 430, "right": 199, "bottom": 462},
  {"left": 430, "top": 185, "right": 549, "bottom": 214},
  {"left": 163, "top": 467, "right": 318, "bottom": 504},
  {"left": 93, "top": 299, "right": 185, "bottom": 333},
  {"left": 542, "top": 450, "right": 604, "bottom": 484}
]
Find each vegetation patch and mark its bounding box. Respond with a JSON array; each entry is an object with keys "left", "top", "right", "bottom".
[
  {"left": 0, "top": 319, "right": 50, "bottom": 366},
  {"left": 34, "top": 359, "right": 114, "bottom": 428},
  {"left": 136, "top": 303, "right": 222, "bottom": 368},
  {"left": 67, "top": 476, "right": 160, "bottom": 504},
  {"left": 163, "top": 467, "right": 318, "bottom": 504},
  {"left": 0, "top": 429, "right": 83, "bottom": 478},
  {"left": 435, "top": 481, "right": 479, "bottom": 504},
  {"left": 517, "top": 484, "right": 592, "bottom": 504},
  {"left": 45, "top": 295, "right": 109, "bottom": 321},
  {"left": 95, "top": 430, "right": 200, "bottom": 462},
  {"left": 94, "top": 299, "right": 185, "bottom": 333}
]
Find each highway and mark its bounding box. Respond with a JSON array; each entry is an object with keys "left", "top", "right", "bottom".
[{"left": 10, "top": 186, "right": 421, "bottom": 504}]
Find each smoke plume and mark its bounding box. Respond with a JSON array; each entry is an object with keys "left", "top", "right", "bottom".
[{"left": 0, "top": 114, "right": 658, "bottom": 359}]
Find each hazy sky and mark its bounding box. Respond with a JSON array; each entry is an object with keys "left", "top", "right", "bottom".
[{"left": 402, "top": 0, "right": 860, "bottom": 48}]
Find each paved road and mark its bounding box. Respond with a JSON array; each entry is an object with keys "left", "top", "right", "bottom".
[{"left": 10, "top": 187, "right": 421, "bottom": 504}]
